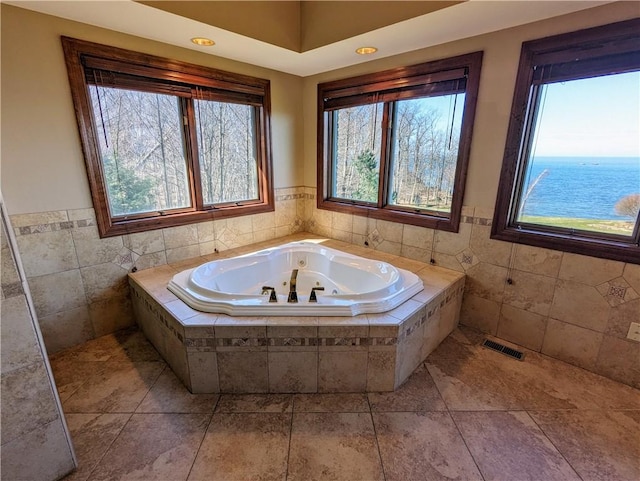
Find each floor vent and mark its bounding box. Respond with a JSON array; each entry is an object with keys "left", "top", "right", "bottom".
[{"left": 482, "top": 339, "right": 525, "bottom": 361}]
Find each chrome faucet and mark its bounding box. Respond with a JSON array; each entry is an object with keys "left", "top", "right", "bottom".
[{"left": 287, "top": 269, "right": 299, "bottom": 303}]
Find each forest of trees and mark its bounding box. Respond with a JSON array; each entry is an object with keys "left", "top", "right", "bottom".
[
  {"left": 332, "top": 103, "right": 382, "bottom": 203},
  {"left": 194, "top": 99, "right": 258, "bottom": 205},
  {"left": 93, "top": 84, "right": 462, "bottom": 218},
  {"left": 91, "top": 86, "right": 258, "bottom": 217},
  {"left": 332, "top": 95, "right": 463, "bottom": 212}
]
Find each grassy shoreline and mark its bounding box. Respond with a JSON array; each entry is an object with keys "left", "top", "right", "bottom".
[{"left": 519, "top": 215, "right": 634, "bottom": 235}]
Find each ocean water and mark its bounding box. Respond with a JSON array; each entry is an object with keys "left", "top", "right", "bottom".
[{"left": 520, "top": 157, "right": 640, "bottom": 220}]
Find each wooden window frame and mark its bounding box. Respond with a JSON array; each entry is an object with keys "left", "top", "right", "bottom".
[
  {"left": 491, "top": 19, "right": 640, "bottom": 264},
  {"left": 317, "top": 52, "right": 483, "bottom": 232},
  {"left": 62, "top": 37, "right": 274, "bottom": 238}
]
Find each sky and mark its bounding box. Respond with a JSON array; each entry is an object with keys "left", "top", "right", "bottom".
[{"left": 531, "top": 71, "right": 640, "bottom": 158}]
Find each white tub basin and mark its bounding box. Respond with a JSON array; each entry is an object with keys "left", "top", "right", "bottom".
[{"left": 167, "top": 241, "right": 423, "bottom": 316}]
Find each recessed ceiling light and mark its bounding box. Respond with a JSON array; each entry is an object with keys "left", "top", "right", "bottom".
[
  {"left": 355, "top": 46, "right": 378, "bottom": 55},
  {"left": 191, "top": 37, "right": 215, "bottom": 47}
]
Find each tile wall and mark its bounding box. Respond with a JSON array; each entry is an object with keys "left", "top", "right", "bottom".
[
  {"left": 1, "top": 202, "right": 76, "bottom": 480},
  {"left": 9, "top": 185, "right": 639, "bottom": 388},
  {"left": 9, "top": 187, "right": 309, "bottom": 354},
  {"left": 304, "top": 190, "right": 640, "bottom": 389}
]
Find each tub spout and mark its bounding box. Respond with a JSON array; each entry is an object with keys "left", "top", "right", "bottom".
[{"left": 287, "top": 269, "right": 299, "bottom": 303}]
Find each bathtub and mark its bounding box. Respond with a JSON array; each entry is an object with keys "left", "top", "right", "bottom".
[{"left": 167, "top": 241, "right": 423, "bottom": 316}]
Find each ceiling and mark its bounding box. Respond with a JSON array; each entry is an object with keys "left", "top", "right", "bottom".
[
  {"left": 138, "top": 1, "right": 464, "bottom": 52},
  {"left": 6, "top": 0, "right": 612, "bottom": 76}
]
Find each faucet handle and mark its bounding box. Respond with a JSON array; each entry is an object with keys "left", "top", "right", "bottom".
[
  {"left": 261, "top": 286, "right": 278, "bottom": 303},
  {"left": 309, "top": 287, "right": 325, "bottom": 303}
]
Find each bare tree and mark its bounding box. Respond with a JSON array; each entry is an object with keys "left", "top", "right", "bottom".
[{"left": 615, "top": 193, "right": 640, "bottom": 218}]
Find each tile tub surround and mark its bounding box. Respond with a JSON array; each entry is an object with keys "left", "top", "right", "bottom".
[{"left": 128, "top": 234, "right": 465, "bottom": 393}]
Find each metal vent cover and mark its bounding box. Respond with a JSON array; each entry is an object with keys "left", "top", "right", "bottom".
[{"left": 482, "top": 339, "right": 525, "bottom": 361}]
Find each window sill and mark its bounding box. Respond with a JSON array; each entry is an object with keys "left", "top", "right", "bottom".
[
  {"left": 490, "top": 223, "right": 639, "bottom": 265},
  {"left": 317, "top": 198, "right": 460, "bottom": 232},
  {"left": 97, "top": 202, "right": 274, "bottom": 238}
]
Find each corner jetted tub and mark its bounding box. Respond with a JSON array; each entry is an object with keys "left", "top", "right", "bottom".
[{"left": 167, "top": 241, "right": 423, "bottom": 316}]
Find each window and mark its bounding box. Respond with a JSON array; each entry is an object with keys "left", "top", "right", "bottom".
[
  {"left": 62, "top": 37, "right": 273, "bottom": 237},
  {"left": 492, "top": 19, "right": 640, "bottom": 264},
  {"left": 317, "top": 52, "right": 483, "bottom": 232}
]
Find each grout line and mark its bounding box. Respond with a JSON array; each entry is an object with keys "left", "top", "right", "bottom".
[
  {"left": 131, "top": 364, "right": 167, "bottom": 414},
  {"left": 266, "top": 350, "right": 271, "bottom": 394},
  {"left": 367, "top": 395, "right": 388, "bottom": 481},
  {"left": 58, "top": 379, "right": 89, "bottom": 406},
  {"left": 538, "top": 252, "right": 563, "bottom": 356},
  {"left": 84, "top": 411, "right": 134, "bottom": 479},
  {"left": 422, "top": 360, "right": 448, "bottom": 409},
  {"left": 66, "top": 220, "right": 91, "bottom": 329},
  {"left": 316, "top": 347, "right": 320, "bottom": 395},
  {"left": 211, "top": 392, "right": 222, "bottom": 413},
  {"left": 425, "top": 359, "right": 487, "bottom": 480},
  {"left": 185, "top": 410, "right": 216, "bottom": 481},
  {"left": 284, "top": 401, "right": 295, "bottom": 481},
  {"left": 526, "top": 410, "right": 586, "bottom": 481},
  {"left": 447, "top": 411, "right": 487, "bottom": 481}
]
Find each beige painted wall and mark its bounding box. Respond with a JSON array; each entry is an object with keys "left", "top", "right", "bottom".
[
  {"left": 1, "top": 4, "right": 303, "bottom": 215},
  {"left": 301, "top": 1, "right": 640, "bottom": 208}
]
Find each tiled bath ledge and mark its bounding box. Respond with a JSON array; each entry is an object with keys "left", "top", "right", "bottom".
[{"left": 128, "top": 233, "right": 465, "bottom": 393}]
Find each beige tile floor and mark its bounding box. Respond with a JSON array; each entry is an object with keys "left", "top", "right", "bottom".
[{"left": 51, "top": 326, "right": 640, "bottom": 481}]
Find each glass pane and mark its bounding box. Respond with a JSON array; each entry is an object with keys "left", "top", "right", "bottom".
[
  {"left": 388, "top": 94, "right": 465, "bottom": 214},
  {"left": 331, "top": 103, "right": 383, "bottom": 203},
  {"left": 517, "top": 72, "right": 640, "bottom": 236},
  {"left": 90, "top": 86, "right": 190, "bottom": 217},
  {"left": 194, "top": 100, "right": 259, "bottom": 205}
]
